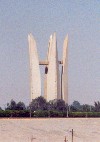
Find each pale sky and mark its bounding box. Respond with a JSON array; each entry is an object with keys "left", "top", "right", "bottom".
[{"left": 0, "top": 0, "right": 100, "bottom": 108}]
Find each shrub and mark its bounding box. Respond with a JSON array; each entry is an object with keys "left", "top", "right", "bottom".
[
  {"left": 34, "top": 110, "right": 48, "bottom": 117},
  {"left": 0, "top": 110, "right": 100, "bottom": 118}
]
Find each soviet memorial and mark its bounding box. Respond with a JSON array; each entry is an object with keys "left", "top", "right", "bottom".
[{"left": 28, "top": 33, "right": 68, "bottom": 103}]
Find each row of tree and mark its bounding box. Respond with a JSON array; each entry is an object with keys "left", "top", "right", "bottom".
[{"left": 0, "top": 96, "right": 100, "bottom": 112}]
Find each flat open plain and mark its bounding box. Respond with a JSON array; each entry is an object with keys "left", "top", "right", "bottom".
[{"left": 0, "top": 118, "right": 100, "bottom": 142}]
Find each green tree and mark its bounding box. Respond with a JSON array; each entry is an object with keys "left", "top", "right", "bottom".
[
  {"left": 71, "top": 101, "right": 82, "bottom": 111},
  {"left": 94, "top": 101, "right": 100, "bottom": 112},
  {"left": 0, "top": 107, "right": 2, "bottom": 110},
  {"left": 82, "top": 104, "right": 91, "bottom": 112},
  {"left": 48, "top": 99, "right": 66, "bottom": 111},
  {"left": 16, "top": 102, "right": 26, "bottom": 110},
  {"left": 29, "top": 96, "right": 47, "bottom": 111},
  {"left": 6, "top": 99, "right": 17, "bottom": 110}
]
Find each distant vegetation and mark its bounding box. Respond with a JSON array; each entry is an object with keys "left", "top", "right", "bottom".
[{"left": 0, "top": 96, "right": 100, "bottom": 117}]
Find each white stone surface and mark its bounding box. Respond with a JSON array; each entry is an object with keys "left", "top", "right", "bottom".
[
  {"left": 44, "top": 35, "right": 53, "bottom": 100},
  {"left": 46, "top": 33, "right": 61, "bottom": 101},
  {"left": 62, "top": 35, "right": 68, "bottom": 104},
  {"left": 28, "top": 34, "right": 41, "bottom": 100},
  {"left": 0, "top": 118, "right": 100, "bottom": 142}
]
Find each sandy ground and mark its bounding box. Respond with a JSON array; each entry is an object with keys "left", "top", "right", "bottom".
[{"left": 0, "top": 118, "right": 100, "bottom": 142}]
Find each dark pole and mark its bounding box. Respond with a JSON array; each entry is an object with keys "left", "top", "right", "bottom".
[
  {"left": 64, "top": 136, "right": 66, "bottom": 142},
  {"left": 72, "top": 129, "right": 73, "bottom": 142},
  {"left": 64, "top": 136, "right": 68, "bottom": 142},
  {"left": 30, "top": 106, "right": 32, "bottom": 118}
]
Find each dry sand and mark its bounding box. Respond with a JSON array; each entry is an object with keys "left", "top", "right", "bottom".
[{"left": 0, "top": 118, "right": 100, "bottom": 142}]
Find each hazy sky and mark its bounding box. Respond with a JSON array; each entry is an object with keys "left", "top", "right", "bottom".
[{"left": 0, "top": 0, "right": 100, "bottom": 108}]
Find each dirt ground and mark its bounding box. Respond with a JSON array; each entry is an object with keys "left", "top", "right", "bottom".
[{"left": 0, "top": 118, "right": 100, "bottom": 142}]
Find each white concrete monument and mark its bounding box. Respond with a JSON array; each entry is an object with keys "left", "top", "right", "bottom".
[
  {"left": 28, "top": 33, "right": 68, "bottom": 104},
  {"left": 28, "top": 34, "right": 41, "bottom": 100},
  {"left": 62, "top": 35, "right": 68, "bottom": 103}
]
